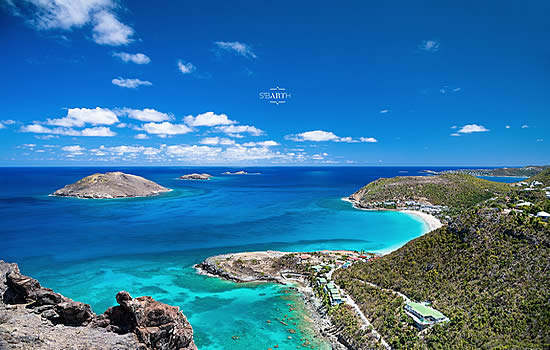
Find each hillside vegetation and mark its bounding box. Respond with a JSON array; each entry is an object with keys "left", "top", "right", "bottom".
[
  {"left": 527, "top": 168, "right": 550, "bottom": 185},
  {"left": 335, "top": 207, "right": 550, "bottom": 349},
  {"left": 350, "top": 173, "right": 511, "bottom": 208}
]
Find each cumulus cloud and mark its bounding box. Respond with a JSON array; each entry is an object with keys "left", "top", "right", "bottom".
[
  {"left": 80, "top": 126, "right": 116, "bottom": 136},
  {"left": 359, "top": 137, "right": 378, "bottom": 143},
  {"left": 21, "top": 124, "right": 116, "bottom": 136},
  {"left": 0, "top": 123, "right": 5, "bottom": 129},
  {"left": 199, "top": 137, "right": 236, "bottom": 146},
  {"left": 521, "top": 125, "right": 529, "bottom": 129},
  {"left": 379, "top": 109, "right": 389, "bottom": 114},
  {"left": 457, "top": 124, "right": 490, "bottom": 134},
  {"left": 92, "top": 10, "right": 133, "bottom": 45},
  {"left": 117, "top": 108, "right": 172, "bottom": 122},
  {"left": 214, "top": 41, "right": 257, "bottom": 59},
  {"left": 165, "top": 145, "right": 222, "bottom": 159},
  {"left": 61, "top": 145, "right": 86, "bottom": 155},
  {"left": 184, "top": 112, "right": 235, "bottom": 127},
  {"left": 112, "top": 77, "right": 152, "bottom": 88},
  {"left": 242, "top": 140, "right": 279, "bottom": 147},
  {"left": 6, "top": 0, "right": 134, "bottom": 46},
  {"left": 505, "top": 125, "right": 510, "bottom": 129},
  {"left": 177, "top": 60, "right": 195, "bottom": 74},
  {"left": 286, "top": 130, "right": 376, "bottom": 143},
  {"left": 134, "top": 133, "right": 149, "bottom": 139},
  {"left": 215, "top": 124, "right": 264, "bottom": 137},
  {"left": 419, "top": 40, "right": 440, "bottom": 52},
  {"left": 142, "top": 122, "right": 192, "bottom": 136},
  {"left": 113, "top": 52, "right": 150, "bottom": 64},
  {"left": 47, "top": 107, "right": 118, "bottom": 127}
]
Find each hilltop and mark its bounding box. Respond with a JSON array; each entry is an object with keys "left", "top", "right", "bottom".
[
  {"left": 52, "top": 172, "right": 170, "bottom": 199},
  {"left": 350, "top": 173, "right": 511, "bottom": 208}
]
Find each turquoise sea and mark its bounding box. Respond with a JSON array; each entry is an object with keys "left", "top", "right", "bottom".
[{"left": 1, "top": 166, "right": 450, "bottom": 349}]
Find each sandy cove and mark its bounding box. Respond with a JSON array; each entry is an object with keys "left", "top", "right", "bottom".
[{"left": 341, "top": 197, "right": 443, "bottom": 233}]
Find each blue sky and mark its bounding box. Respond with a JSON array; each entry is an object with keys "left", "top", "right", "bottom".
[{"left": 0, "top": 0, "right": 548, "bottom": 166}]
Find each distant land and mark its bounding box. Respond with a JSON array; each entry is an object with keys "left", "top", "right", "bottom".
[{"left": 427, "top": 165, "right": 550, "bottom": 178}]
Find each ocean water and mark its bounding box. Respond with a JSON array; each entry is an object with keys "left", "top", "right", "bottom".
[{"left": 1, "top": 166, "right": 450, "bottom": 349}]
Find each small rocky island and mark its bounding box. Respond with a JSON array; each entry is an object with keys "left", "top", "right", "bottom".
[
  {"left": 180, "top": 173, "right": 213, "bottom": 180},
  {"left": 0, "top": 260, "right": 196, "bottom": 349},
  {"left": 52, "top": 172, "right": 170, "bottom": 199},
  {"left": 222, "top": 170, "right": 248, "bottom": 175}
]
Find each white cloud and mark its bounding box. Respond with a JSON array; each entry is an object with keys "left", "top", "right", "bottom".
[
  {"left": 457, "top": 124, "right": 489, "bottom": 134},
  {"left": 419, "top": 40, "right": 440, "bottom": 52},
  {"left": 199, "top": 137, "right": 236, "bottom": 146},
  {"left": 450, "top": 133, "right": 461, "bottom": 137},
  {"left": 92, "top": 10, "right": 133, "bottom": 45},
  {"left": 359, "top": 137, "right": 378, "bottom": 143},
  {"left": 222, "top": 145, "right": 280, "bottom": 161},
  {"left": 453, "top": 87, "right": 461, "bottom": 92},
  {"left": 440, "top": 88, "right": 447, "bottom": 94},
  {"left": 243, "top": 140, "right": 279, "bottom": 147},
  {"left": 184, "top": 112, "right": 235, "bottom": 127},
  {"left": 505, "top": 125, "right": 510, "bottom": 129},
  {"left": 47, "top": 107, "right": 118, "bottom": 127},
  {"left": 214, "top": 41, "right": 257, "bottom": 59},
  {"left": 3, "top": 120, "right": 16, "bottom": 125},
  {"left": 450, "top": 125, "right": 457, "bottom": 129},
  {"left": 112, "top": 77, "right": 152, "bottom": 88},
  {"left": 142, "top": 122, "right": 192, "bottom": 136},
  {"left": 0, "top": 123, "right": 4, "bottom": 129},
  {"left": 6, "top": 0, "right": 134, "bottom": 46},
  {"left": 287, "top": 130, "right": 339, "bottom": 142},
  {"left": 62, "top": 145, "right": 86, "bottom": 155},
  {"left": 216, "top": 124, "right": 264, "bottom": 137},
  {"left": 80, "top": 126, "right": 116, "bottom": 136},
  {"left": 117, "top": 108, "right": 172, "bottom": 122},
  {"left": 287, "top": 130, "right": 377, "bottom": 143},
  {"left": 165, "top": 145, "right": 222, "bottom": 159},
  {"left": 21, "top": 123, "right": 115, "bottom": 137},
  {"left": 92, "top": 145, "right": 160, "bottom": 156},
  {"left": 177, "top": 60, "right": 196, "bottom": 74},
  {"left": 379, "top": 109, "right": 389, "bottom": 114},
  {"left": 521, "top": 125, "right": 529, "bottom": 128},
  {"left": 134, "top": 133, "right": 149, "bottom": 139},
  {"left": 113, "top": 52, "right": 150, "bottom": 64}
]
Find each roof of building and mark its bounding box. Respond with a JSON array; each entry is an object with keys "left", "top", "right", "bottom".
[
  {"left": 537, "top": 211, "right": 550, "bottom": 217},
  {"left": 406, "top": 302, "right": 446, "bottom": 319}
]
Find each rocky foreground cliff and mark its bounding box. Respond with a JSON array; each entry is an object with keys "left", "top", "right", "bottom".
[
  {"left": 52, "top": 172, "right": 170, "bottom": 199},
  {"left": 0, "top": 261, "right": 196, "bottom": 350}
]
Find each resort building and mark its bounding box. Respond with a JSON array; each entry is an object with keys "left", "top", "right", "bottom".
[
  {"left": 536, "top": 211, "right": 550, "bottom": 222},
  {"left": 404, "top": 302, "right": 449, "bottom": 329}
]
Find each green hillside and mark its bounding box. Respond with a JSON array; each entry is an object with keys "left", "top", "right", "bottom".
[
  {"left": 350, "top": 173, "right": 511, "bottom": 208},
  {"left": 334, "top": 208, "right": 549, "bottom": 349},
  {"left": 526, "top": 168, "right": 550, "bottom": 186}
]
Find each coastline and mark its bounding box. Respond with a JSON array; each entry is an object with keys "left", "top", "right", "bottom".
[
  {"left": 341, "top": 197, "right": 443, "bottom": 237},
  {"left": 194, "top": 252, "right": 346, "bottom": 349}
]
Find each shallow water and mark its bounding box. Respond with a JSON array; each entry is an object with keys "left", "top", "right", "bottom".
[{"left": 1, "top": 166, "right": 445, "bottom": 349}]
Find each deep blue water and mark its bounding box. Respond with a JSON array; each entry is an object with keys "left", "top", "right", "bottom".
[{"left": 0, "top": 166, "right": 466, "bottom": 349}]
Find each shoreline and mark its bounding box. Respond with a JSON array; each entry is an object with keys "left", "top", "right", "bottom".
[
  {"left": 341, "top": 197, "right": 443, "bottom": 237},
  {"left": 194, "top": 252, "right": 347, "bottom": 349}
]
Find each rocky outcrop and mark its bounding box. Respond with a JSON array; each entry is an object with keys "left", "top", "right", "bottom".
[
  {"left": 180, "top": 173, "right": 212, "bottom": 180},
  {"left": 0, "top": 261, "right": 196, "bottom": 350},
  {"left": 222, "top": 170, "right": 248, "bottom": 175},
  {"left": 52, "top": 172, "right": 170, "bottom": 199},
  {"left": 96, "top": 291, "right": 196, "bottom": 350}
]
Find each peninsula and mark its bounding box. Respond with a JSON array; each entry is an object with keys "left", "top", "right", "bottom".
[
  {"left": 52, "top": 172, "right": 170, "bottom": 199},
  {"left": 0, "top": 260, "right": 197, "bottom": 350}
]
